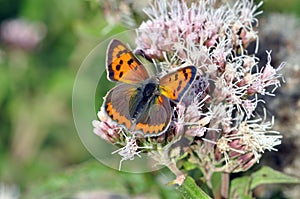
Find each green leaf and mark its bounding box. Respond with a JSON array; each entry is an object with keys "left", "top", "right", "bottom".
[
  {"left": 24, "top": 160, "right": 126, "bottom": 199},
  {"left": 230, "top": 176, "right": 253, "bottom": 199},
  {"left": 250, "top": 166, "right": 300, "bottom": 189},
  {"left": 24, "top": 160, "right": 181, "bottom": 199},
  {"left": 177, "top": 176, "right": 212, "bottom": 199},
  {"left": 230, "top": 166, "right": 300, "bottom": 199},
  {"left": 182, "top": 161, "right": 197, "bottom": 171},
  {"left": 211, "top": 172, "right": 222, "bottom": 198}
]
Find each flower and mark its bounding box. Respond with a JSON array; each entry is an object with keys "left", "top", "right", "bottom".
[
  {"left": 0, "top": 19, "right": 46, "bottom": 51},
  {"left": 247, "top": 51, "right": 285, "bottom": 96},
  {"left": 112, "top": 135, "right": 152, "bottom": 170},
  {"left": 93, "top": 0, "right": 284, "bottom": 177},
  {"left": 92, "top": 107, "right": 121, "bottom": 143},
  {"left": 136, "top": 0, "right": 262, "bottom": 66},
  {"left": 213, "top": 112, "right": 282, "bottom": 172}
]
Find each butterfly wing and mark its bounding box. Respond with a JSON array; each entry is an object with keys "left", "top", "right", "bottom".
[
  {"left": 104, "top": 84, "right": 172, "bottom": 137},
  {"left": 106, "top": 39, "right": 150, "bottom": 84},
  {"left": 159, "top": 66, "right": 197, "bottom": 102},
  {"left": 104, "top": 83, "right": 140, "bottom": 130},
  {"left": 134, "top": 95, "right": 172, "bottom": 137}
]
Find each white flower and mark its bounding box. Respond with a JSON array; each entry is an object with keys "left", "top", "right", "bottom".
[
  {"left": 238, "top": 117, "right": 282, "bottom": 160},
  {"left": 112, "top": 135, "right": 152, "bottom": 170},
  {"left": 248, "top": 51, "right": 285, "bottom": 96}
]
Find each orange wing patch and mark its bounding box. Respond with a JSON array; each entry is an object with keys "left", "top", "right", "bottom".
[
  {"left": 106, "top": 39, "right": 150, "bottom": 84},
  {"left": 105, "top": 102, "right": 132, "bottom": 129},
  {"left": 159, "top": 66, "right": 197, "bottom": 102},
  {"left": 135, "top": 123, "right": 166, "bottom": 135}
]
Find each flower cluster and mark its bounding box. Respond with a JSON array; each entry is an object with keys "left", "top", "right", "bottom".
[
  {"left": 93, "top": 0, "right": 284, "bottom": 182},
  {"left": 98, "top": 0, "right": 148, "bottom": 32},
  {"left": 0, "top": 19, "right": 46, "bottom": 51}
]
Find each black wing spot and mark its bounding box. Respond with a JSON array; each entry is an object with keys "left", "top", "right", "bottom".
[
  {"left": 116, "top": 52, "right": 122, "bottom": 58},
  {"left": 173, "top": 91, "right": 176, "bottom": 97},
  {"left": 116, "top": 50, "right": 127, "bottom": 58},
  {"left": 183, "top": 69, "right": 189, "bottom": 80},
  {"left": 177, "top": 86, "right": 181, "bottom": 91},
  {"left": 116, "top": 64, "right": 121, "bottom": 71},
  {"left": 127, "top": 59, "right": 134, "bottom": 66},
  {"left": 175, "top": 74, "right": 179, "bottom": 81},
  {"left": 119, "top": 60, "right": 123, "bottom": 65},
  {"left": 119, "top": 71, "right": 124, "bottom": 78}
]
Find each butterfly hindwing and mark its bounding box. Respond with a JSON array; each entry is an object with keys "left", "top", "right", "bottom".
[
  {"left": 134, "top": 95, "right": 172, "bottom": 136},
  {"left": 104, "top": 83, "right": 139, "bottom": 130},
  {"left": 159, "top": 66, "right": 197, "bottom": 102},
  {"left": 106, "top": 39, "right": 150, "bottom": 84}
]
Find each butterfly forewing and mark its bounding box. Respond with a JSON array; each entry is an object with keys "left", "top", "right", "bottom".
[
  {"left": 159, "top": 66, "right": 197, "bottom": 102},
  {"left": 106, "top": 39, "right": 150, "bottom": 84}
]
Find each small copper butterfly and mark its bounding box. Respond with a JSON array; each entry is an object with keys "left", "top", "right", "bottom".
[{"left": 103, "top": 39, "right": 197, "bottom": 137}]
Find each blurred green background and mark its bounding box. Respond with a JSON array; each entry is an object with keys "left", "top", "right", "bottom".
[{"left": 0, "top": 0, "right": 299, "bottom": 198}]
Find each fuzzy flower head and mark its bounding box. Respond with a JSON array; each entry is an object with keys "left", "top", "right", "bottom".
[
  {"left": 93, "top": 0, "right": 284, "bottom": 176},
  {"left": 0, "top": 19, "right": 46, "bottom": 51},
  {"left": 136, "top": 0, "right": 262, "bottom": 66}
]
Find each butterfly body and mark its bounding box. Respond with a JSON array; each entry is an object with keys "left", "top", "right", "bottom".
[
  {"left": 129, "top": 79, "right": 160, "bottom": 122},
  {"left": 103, "top": 39, "right": 197, "bottom": 137}
]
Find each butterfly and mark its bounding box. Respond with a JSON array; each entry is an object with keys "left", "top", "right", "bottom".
[{"left": 103, "top": 39, "right": 197, "bottom": 137}]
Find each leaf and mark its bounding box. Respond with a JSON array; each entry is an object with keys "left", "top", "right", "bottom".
[
  {"left": 24, "top": 160, "right": 126, "bottom": 199},
  {"left": 230, "top": 176, "right": 253, "bottom": 199},
  {"left": 182, "top": 161, "right": 197, "bottom": 171},
  {"left": 23, "top": 160, "right": 181, "bottom": 199},
  {"left": 250, "top": 166, "right": 300, "bottom": 189},
  {"left": 211, "top": 172, "right": 222, "bottom": 198},
  {"left": 177, "top": 176, "right": 212, "bottom": 199},
  {"left": 230, "top": 166, "right": 300, "bottom": 199}
]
